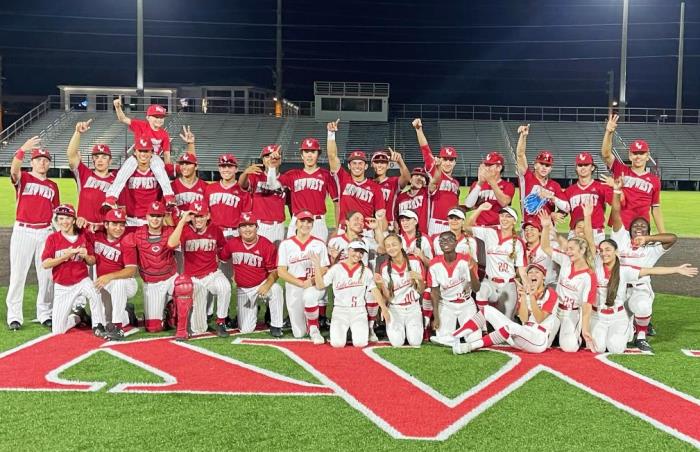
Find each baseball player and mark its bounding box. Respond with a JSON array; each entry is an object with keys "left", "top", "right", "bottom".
[
  {"left": 465, "top": 152, "right": 515, "bottom": 226},
  {"left": 602, "top": 113, "right": 664, "bottom": 232},
  {"left": 397, "top": 210, "right": 432, "bottom": 267},
  {"left": 91, "top": 208, "right": 138, "bottom": 338},
  {"left": 371, "top": 149, "right": 411, "bottom": 230},
  {"left": 396, "top": 167, "right": 431, "bottom": 233},
  {"left": 412, "top": 118, "right": 460, "bottom": 236},
  {"left": 167, "top": 201, "right": 230, "bottom": 337},
  {"left": 450, "top": 263, "right": 559, "bottom": 355},
  {"left": 219, "top": 212, "right": 284, "bottom": 337},
  {"left": 522, "top": 217, "right": 558, "bottom": 287},
  {"left": 564, "top": 152, "right": 612, "bottom": 244},
  {"left": 374, "top": 233, "right": 425, "bottom": 347},
  {"left": 6, "top": 136, "right": 58, "bottom": 331},
  {"left": 205, "top": 154, "right": 252, "bottom": 240},
  {"left": 103, "top": 98, "right": 175, "bottom": 209},
  {"left": 277, "top": 211, "right": 329, "bottom": 343},
  {"left": 171, "top": 138, "right": 207, "bottom": 210},
  {"left": 239, "top": 145, "right": 287, "bottom": 244},
  {"left": 515, "top": 124, "right": 569, "bottom": 224},
  {"left": 539, "top": 210, "right": 597, "bottom": 353},
  {"left": 310, "top": 241, "right": 385, "bottom": 348},
  {"left": 41, "top": 204, "right": 112, "bottom": 338}
]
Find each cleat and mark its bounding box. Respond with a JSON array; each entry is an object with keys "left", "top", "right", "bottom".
[
  {"left": 453, "top": 341, "right": 473, "bottom": 355},
  {"left": 282, "top": 317, "right": 292, "bottom": 330},
  {"left": 72, "top": 306, "right": 92, "bottom": 328},
  {"left": 125, "top": 303, "right": 138, "bottom": 327},
  {"left": 368, "top": 328, "right": 379, "bottom": 343},
  {"left": 225, "top": 316, "right": 238, "bottom": 330},
  {"left": 42, "top": 319, "right": 52, "bottom": 328},
  {"left": 104, "top": 323, "right": 124, "bottom": 341},
  {"left": 270, "top": 326, "right": 283, "bottom": 338},
  {"left": 318, "top": 315, "right": 330, "bottom": 331},
  {"left": 9, "top": 321, "right": 21, "bottom": 331},
  {"left": 635, "top": 338, "right": 654, "bottom": 353},
  {"left": 163, "top": 300, "right": 176, "bottom": 330},
  {"left": 430, "top": 335, "right": 457, "bottom": 347},
  {"left": 175, "top": 336, "right": 188, "bottom": 342},
  {"left": 215, "top": 323, "right": 230, "bottom": 338},
  {"left": 647, "top": 322, "right": 657, "bottom": 337},
  {"left": 309, "top": 327, "right": 325, "bottom": 345},
  {"left": 93, "top": 324, "right": 107, "bottom": 338}
]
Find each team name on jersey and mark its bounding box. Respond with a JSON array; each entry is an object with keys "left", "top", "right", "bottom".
[
  {"left": 209, "top": 193, "right": 242, "bottom": 207},
  {"left": 342, "top": 184, "right": 374, "bottom": 202},
  {"left": 623, "top": 175, "right": 653, "bottom": 194},
  {"left": 83, "top": 177, "right": 112, "bottom": 192},
  {"left": 380, "top": 187, "right": 391, "bottom": 201},
  {"left": 128, "top": 176, "right": 157, "bottom": 190},
  {"left": 479, "top": 189, "right": 497, "bottom": 201},
  {"left": 335, "top": 278, "right": 367, "bottom": 291},
  {"left": 569, "top": 193, "right": 600, "bottom": 209},
  {"left": 231, "top": 252, "right": 263, "bottom": 267},
  {"left": 442, "top": 276, "right": 466, "bottom": 291},
  {"left": 294, "top": 178, "right": 324, "bottom": 192},
  {"left": 398, "top": 195, "right": 425, "bottom": 210},
  {"left": 175, "top": 192, "right": 203, "bottom": 205},
  {"left": 618, "top": 248, "right": 648, "bottom": 259},
  {"left": 438, "top": 179, "right": 459, "bottom": 194},
  {"left": 22, "top": 183, "right": 55, "bottom": 200},
  {"left": 184, "top": 238, "right": 217, "bottom": 252},
  {"left": 94, "top": 241, "right": 121, "bottom": 262}
]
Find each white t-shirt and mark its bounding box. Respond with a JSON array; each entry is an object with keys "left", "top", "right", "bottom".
[
  {"left": 594, "top": 256, "right": 642, "bottom": 308},
  {"left": 400, "top": 232, "right": 434, "bottom": 261}
]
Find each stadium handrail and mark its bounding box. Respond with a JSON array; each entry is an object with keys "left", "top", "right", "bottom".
[{"left": 0, "top": 96, "right": 54, "bottom": 147}]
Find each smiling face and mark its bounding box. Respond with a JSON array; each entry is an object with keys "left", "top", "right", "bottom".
[
  {"left": 629, "top": 151, "right": 649, "bottom": 170},
  {"left": 147, "top": 214, "right": 163, "bottom": 230},
  {"left": 575, "top": 163, "right": 593, "bottom": 179},
  {"left": 448, "top": 215, "right": 463, "bottom": 234},
  {"left": 180, "top": 162, "right": 196, "bottom": 178},
  {"left": 346, "top": 212, "right": 365, "bottom": 235},
  {"left": 146, "top": 115, "right": 165, "bottom": 130},
  {"left": 599, "top": 241, "right": 617, "bottom": 266},
  {"left": 105, "top": 221, "right": 126, "bottom": 240},
  {"left": 31, "top": 156, "right": 50, "bottom": 175},
  {"left": 297, "top": 218, "right": 313, "bottom": 236},
  {"left": 372, "top": 160, "right": 389, "bottom": 177},
  {"left": 438, "top": 231, "right": 457, "bottom": 254},
  {"left": 56, "top": 214, "right": 75, "bottom": 233},
  {"left": 136, "top": 149, "right": 153, "bottom": 166},
  {"left": 347, "top": 248, "right": 365, "bottom": 265},
  {"left": 239, "top": 223, "right": 258, "bottom": 242},
  {"left": 384, "top": 235, "right": 403, "bottom": 259},
  {"left": 92, "top": 154, "right": 112, "bottom": 172},
  {"left": 348, "top": 160, "right": 367, "bottom": 178},
  {"left": 566, "top": 239, "right": 584, "bottom": 262},
  {"left": 440, "top": 158, "right": 456, "bottom": 174},
  {"left": 534, "top": 162, "right": 552, "bottom": 179},
  {"left": 411, "top": 174, "right": 426, "bottom": 189},
  {"left": 218, "top": 164, "right": 237, "bottom": 182},
  {"left": 499, "top": 212, "right": 516, "bottom": 230},
  {"left": 399, "top": 216, "right": 417, "bottom": 234},
  {"left": 527, "top": 266, "right": 545, "bottom": 289},
  {"left": 192, "top": 214, "right": 209, "bottom": 231},
  {"left": 523, "top": 224, "right": 541, "bottom": 245},
  {"left": 301, "top": 149, "right": 319, "bottom": 168},
  {"left": 630, "top": 217, "right": 650, "bottom": 237}
]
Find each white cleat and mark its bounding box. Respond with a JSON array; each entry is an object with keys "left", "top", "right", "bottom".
[
  {"left": 309, "top": 327, "right": 325, "bottom": 345},
  {"left": 453, "top": 341, "right": 473, "bottom": 355},
  {"left": 430, "top": 335, "right": 457, "bottom": 347},
  {"left": 368, "top": 329, "right": 379, "bottom": 342}
]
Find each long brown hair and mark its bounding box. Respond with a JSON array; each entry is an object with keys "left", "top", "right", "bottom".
[
  {"left": 384, "top": 233, "right": 411, "bottom": 300},
  {"left": 600, "top": 239, "right": 620, "bottom": 307}
]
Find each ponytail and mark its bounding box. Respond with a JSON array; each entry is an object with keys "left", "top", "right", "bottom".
[{"left": 600, "top": 239, "right": 621, "bottom": 307}]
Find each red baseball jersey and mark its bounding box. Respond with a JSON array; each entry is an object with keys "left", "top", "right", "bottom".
[
  {"left": 520, "top": 168, "right": 567, "bottom": 223},
  {"left": 172, "top": 178, "right": 208, "bottom": 209},
  {"left": 333, "top": 168, "right": 386, "bottom": 223},
  {"left": 278, "top": 167, "right": 338, "bottom": 215},
  {"left": 467, "top": 180, "right": 516, "bottom": 226},
  {"left": 13, "top": 171, "right": 59, "bottom": 224},
  {"left": 246, "top": 172, "right": 287, "bottom": 222},
  {"left": 375, "top": 176, "right": 401, "bottom": 223},
  {"left": 419, "top": 144, "right": 460, "bottom": 221},
  {"left": 205, "top": 181, "right": 252, "bottom": 229},
  {"left": 41, "top": 231, "right": 93, "bottom": 285},
  {"left": 220, "top": 235, "right": 277, "bottom": 288},
  {"left": 180, "top": 223, "right": 226, "bottom": 278},
  {"left": 609, "top": 160, "right": 661, "bottom": 228},
  {"left": 73, "top": 162, "right": 116, "bottom": 223},
  {"left": 89, "top": 231, "right": 137, "bottom": 277},
  {"left": 124, "top": 168, "right": 163, "bottom": 218},
  {"left": 126, "top": 225, "right": 177, "bottom": 283},
  {"left": 129, "top": 118, "right": 170, "bottom": 155},
  {"left": 396, "top": 187, "right": 430, "bottom": 233},
  {"left": 565, "top": 180, "right": 612, "bottom": 230}
]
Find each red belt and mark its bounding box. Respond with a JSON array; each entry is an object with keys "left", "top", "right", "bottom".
[
  {"left": 432, "top": 219, "right": 449, "bottom": 224},
  {"left": 449, "top": 297, "right": 471, "bottom": 304},
  {"left": 525, "top": 322, "right": 547, "bottom": 333},
  {"left": 558, "top": 303, "right": 579, "bottom": 311},
  {"left": 16, "top": 222, "right": 51, "bottom": 229},
  {"left": 490, "top": 277, "right": 515, "bottom": 284},
  {"left": 592, "top": 305, "right": 625, "bottom": 314}
]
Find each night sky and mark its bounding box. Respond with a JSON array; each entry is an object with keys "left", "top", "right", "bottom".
[{"left": 0, "top": 0, "right": 698, "bottom": 108}]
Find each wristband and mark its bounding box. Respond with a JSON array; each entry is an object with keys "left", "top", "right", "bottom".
[
  {"left": 14, "top": 149, "right": 25, "bottom": 160},
  {"left": 327, "top": 131, "right": 336, "bottom": 141}
]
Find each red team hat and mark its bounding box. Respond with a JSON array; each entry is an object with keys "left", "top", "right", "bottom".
[
  {"left": 483, "top": 151, "right": 504, "bottom": 165},
  {"left": 178, "top": 153, "right": 198, "bottom": 164},
  {"left": 91, "top": 144, "right": 111, "bottom": 156},
  {"left": 526, "top": 262, "right": 547, "bottom": 275},
  {"left": 300, "top": 137, "right": 321, "bottom": 152},
  {"left": 190, "top": 201, "right": 209, "bottom": 216},
  {"left": 104, "top": 208, "right": 127, "bottom": 223},
  {"left": 147, "top": 201, "right": 166, "bottom": 216},
  {"left": 239, "top": 212, "right": 257, "bottom": 226},
  {"left": 371, "top": 151, "right": 390, "bottom": 163},
  {"left": 630, "top": 139, "right": 650, "bottom": 154},
  {"left": 296, "top": 210, "right": 314, "bottom": 221},
  {"left": 575, "top": 152, "right": 594, "bottom": 165},
  {"left": 134, "top": 138, "right": 154, "bottom": 151},
  {"left": 347, "top": 150, "right": 367, "bottom": 162},
  {"left": 535, "top": 151, "right": 554, "bottom": 165},
  {"left": 31, "top": 148, "right": 52, "bottom": 161},
  {"left": 522, "top": 218, "right": 542, "bottom": 231},
  {"left": 54, "top": 204, "right": 76, "bottom": 218},
  {"left": 260, "top": 144, "right": 281, "bottom": 157},
  {"left": 411, "top": 167, "right": 429, "bottom": 181},
  {"left": 146, "top": 104, "right": 167, "bottom": 117},
  {"left": 439, "top": 146, "right": 458, "bottom": 159},
  {"left": 218, "top": 154, "right": 238, "bottom": 166}
]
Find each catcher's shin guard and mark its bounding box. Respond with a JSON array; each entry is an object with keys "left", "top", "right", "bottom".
[{"left": 173, "top": 275, "right": 194, "bottom": 340}]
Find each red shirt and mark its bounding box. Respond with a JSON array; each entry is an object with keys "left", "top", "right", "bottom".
[
  {"left": 333, "top": 168, "right": 386, "bottom": 223},
  {"left": 181, "top": 223, "right": 226, "bottom": 278},
  {"left": 467, "top": 179, "right": 516, "bottom": 226},
  {"left": 278, "top": 167, "right": 338, "bottom": 215},
  {"left": 89, "top": 231, "right": 137, "bottom": 277},
  {"left": 609, "top": 160, "right": 661, "bottom": 228},
  {"left": 375, "top": 176, "right": 402, "bottom": 223},
  {"left": 420, "top": 144, "right": 460, "bottom": 221},
  {"left": 13, "top": 172, "right": 59, "bottom": 224},
  {"left": 565, "top": 180, "right": 612, "bottom": 230},
  {"left": 129, "top": 118, "right": 170, "bottom": 155},
  {"left": 126, "top": 226, "right": 177, "bottom": 283},
  {"left": 205, "top": 181, "right": 252, "bottom": 229},
  {"left": 74, "top": 162, "right": 116, "bottom": 223},
  {"left": 220, "top": 235, "right": 277, "bottom": 288},
  {"left": 247, "top": 172, "right": 287, "bottom": 222},
  {"left": 124, "top": 168, "right": 163, "bottom": 218},
  {"left": 521, "top": 168, "right": 566, "bottom": 223},
  {"left": 172, "top": 178, "right": 208, "bottom": 209},
  {"left": 41, "top": 231, "right": 92, "bottom": 285},
  {"left": 396, "top": 187, "right": 430, "bottom": 234}
]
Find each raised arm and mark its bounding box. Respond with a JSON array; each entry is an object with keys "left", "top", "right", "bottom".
[
  {"left": 67, "top": 120, "right": 93, "bottom": 171},
  {"left": 113, "top": 96, "right": 131, "bottom": 126},
  {"left": 238, "top": 163, "right": 264, "bottom": 190},
  {"left": 11, "top": 136, "right": 41, "bottom": 183},
  {"left": 178, "top": 125, "right": 196, "bottom": 156},
  {"left": 601, "top": 113, "right": 618, "bottom": 168},
  {"left": 412, "top": 118, "right": 436, "bottom": 174},
  {"left": 609, "top": 176, "right": 624, "bottom": 232},
  {"left": 581, "top": 200, "right": 596, "bottom": 255},
  {"left": 639, "top": 264, "right": 697, "bottom": 278},
  {"left": 463, "top": 202, "right": 492, "bottom": 234},
  {"left": 538, "top": 211, "right": 554, "bottom": 257},
  {"left": 167, "top": 211, "right": 192, "bottom": 248},
  {"left": 633, "top": 232, "right": 678, "bottom": 251},
  {"left": 326, "top": 119, "right": 341, "bottom": 173},
  {"left": 484, "top": 166, "right": 512, "bottom": 207},
  {"left": 516, "top": 124, "right": 529, "bottom": 176},
  {"left": 389, "top": 148, "right": 411, "bottom": 188}
]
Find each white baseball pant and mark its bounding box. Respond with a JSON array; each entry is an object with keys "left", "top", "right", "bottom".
[
  {"left": 143, "top": 274, "right": 177, "bottom": 330},
  {"left": 590, "top": 308, "right": 632, "bottom": 354},
  {"left": 428, "top": 219, "right": 450, "bottom": 237},
  {"left": 101, "top": 278, "right": 138, "bottom": 326},
  {"left": 626, "top": 282, "right": 654, "bottom": 318},
  {"left": 237, "top": 283, "right": 284, "bottom": 334},
  {"left": 330, "top": 306, "right": 369, "bottom": 348},
  {"left": 191, "top": 270, "right": 231, "bottom": 334},
  {"left": 257, "top": 221, "right": 285, "bottom": 244},
  {"left": 556, "top": 307, "right": 582, "bottom": 353},
  {"left": 475, "top": 279, "right": 518, "bottom": 319},
  {"left": 437, "top": 299, "right": 480, "bottom": 341},
  {"left": 483, "top": 305, "right": 553, "bottom": 354},
  {"left": 105, "top": 153, "right": 174, "bottom": 200},
  {"left": 6, "top": 223, "right": 53, "bottom": 326},
  {"left": 52, "top": 277, "right": 105, "bottom": 334},
  {"left": 285, "top": 283, "right": 324, "bottom": 338},
  {"left": 386, "top": 303, "right": 423, "bottom": 347},
  {"left": 287, "top": 216, "right": 328, "bottom": 241}
]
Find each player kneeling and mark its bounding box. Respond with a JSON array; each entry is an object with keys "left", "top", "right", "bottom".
[
  {"left": 374, "top": 234, "right": 425, "bottom": 347},
  {"left": 309, "top": 241, "right": 386, "bottom": 348},
  {"left": 41, "top": 204, "right": 114, "bottom": 339}
]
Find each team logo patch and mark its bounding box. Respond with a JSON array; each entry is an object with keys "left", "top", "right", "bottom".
[{"left": 151, "top": 245, "right": 161, "bottom": 253}]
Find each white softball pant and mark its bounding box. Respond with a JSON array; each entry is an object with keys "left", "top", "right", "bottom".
[
  {"left": 556, "top": 307, "right": 582, "bottom": 353},
  {"left": 590, "top": 307, "right": 632, "bottom": 354},
  {"left": 287, "top": 216, "right": 328, "bottom": 241},
  {"left": 437, "top": 299, "right": 479, "bottom": 341},
  {"left": 52, "top": 278, "right": 105, "bottom": 334},
  {"left": 105, "top": 153, "right": 174, "bottom": 200},
  {"left": 475, "top": 279, "right": 518, "bottom": 319},
  {"left": 483, "top": 305, "right": 553, "bottom": 354},
  {"left": 191, "top": 270, "right": 231, "bottom": 334},
  {"left": 285, "top": 284, "right": 324, "bottom": 338},
  {"left": 6, "top": 223, "right": 53, "bottom": 326},
  {"left": 626, "top": 282, "right": 654, "bottom": 318},
  {"left": 102, "top": 278, "right": 138, "bottom": 326},
  {"left": 143, "top": 274, "right": 177, "bottom": 324},
  {"left": 330, "top": 306, "right": 369, "bottom": 348},
  {"left": 257, "top": 221, "right": 285, "bottom": 244},
  {"left": 237, "top": 283, "right": 284, "bottom": 333},
  {"left": 386, "top": 303, "right": 423, "bottom": 347}
]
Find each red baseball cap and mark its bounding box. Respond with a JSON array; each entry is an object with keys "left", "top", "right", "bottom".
[
  {"left": 31, "top": 148, "right": 52, "bottom": 161},
  {"left": 535, "top": 151, "right": 554, "bottom": 165},
  {"left": 104, "top": 208, "right": 127, "bottom": 223},
  {"left": 483, "top": 151, "right": 504, "bottom": 165},
  {"left": 261, "top": 144, "right": 281, "bottom": 158},
  {"left": 296, "top": 210, "right": 314, "bottom": 221},
  {"left": 218, "top": 154, "right": 238, "bottom": 166},
  {"left": 526, "top": 262, "right": 547, "bottom": 276},
  {"left": 348, "top": 150, "right": 367, "bottom": 162},
  {"left": 146, "top": 104, "right": 167, "bottom": 117},
  {"left": 522, "top": 218, "right": 542, "bottom": 232},
  {"left": 439, "top": 146, "right": 458, "bottom": 159},
  {"left": 371, "top": 151, "right": 390, "bottom": 163},
  {"left": 239, "top": 211, "right": 257, "bottom": 226},
  {"left": 630, "top": 139, "right": 650, "bottom": 154},
  {"left": 178, "top": 153, "right": 198, "bottom": 164},
  {"left": 147, "top": 201, "right": 166, "bottom": 216},
  {"left": 575, "top": 152, "right": 594, "bottom": 165},
  {"left": 134, "top": 138, "right": 153, "bottom": 151},
  {"left": 190, "top": 201, "right": 209, "bottom": 216},
  {"left": 411, "top": 167, "right": 429, "bottom": 180},
  {"left": 54, "top": 204, "right": 76, "bottom": 218},
  {"left": 92, "top": 144, "right": 112, "bottom": 157},
  {"left": 300, "top": 137, "right": 321, "bottom": 151}
]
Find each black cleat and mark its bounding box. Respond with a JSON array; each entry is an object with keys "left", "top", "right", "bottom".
[
  {"left": 93, "top": 323, "right": 107, "bottom": 338},
  {"left": 635, "top": 338, "right": 654, "bottom": 352},
  {"left": 318, "top": 315, "right": 330, "bottom": 331},
  {"left": 225, "top": 316, "right": 237, "bottom": 330},
  {"left": 282, "top": 317, "right": 292, "bottom": 330},
  {"left": 263, "top": 305, "right": 271, "bottom": 327},
  {"left": 72, "top": 306, "right": 91, "bottom": 328},
  {"left": 125, "top": 303, "right": 138, "bottom": 327},
  {"left": 215, "top": 323, "right": 230, "bottom": 338},
  {"left": 270, "top": 326, "right": 283, "bottom": 338},
  {"left": 647, "top": 322, "right": 657, "bottom": 337},
  {"left": 104, "top": 323, "right": 124, "bottom": 341},
  {"left": 9, "top": 321, "right": 21, "bottom": 331},
  {"left": 42, "top": 319, "right": 52, "bottom": 328}
]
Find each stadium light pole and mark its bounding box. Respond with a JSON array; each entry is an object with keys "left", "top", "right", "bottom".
[
  {"left": 274, "top": 0, "right": 283, "bottom": 117},
  {"left": 618, "top": 0, "right": 629, "bottom": 120},
  {"left": 675, "top": 0, "right": 685, "bottom": 122},
  {"left": 136, "top": 0, "right": 144, "bottom": 96}
]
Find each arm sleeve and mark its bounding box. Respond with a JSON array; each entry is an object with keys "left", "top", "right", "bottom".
[
  {"left": 219, "top": 241, "right": 232, "bottom": 262},
  {"left": 420, "top": 144, "right": 435, "bottom": 173},
  {"left": 610, "top": 159, "right": 625, "bottom": 176},
  {"left": 464, "top": 182, "right": 480, "bottom": 208},
  {"left": 651, "top": 180, "right": 661, "bottom": 206},
  {"left": 128, "top": 119, "right": 144, "bottom": 135},
  {"left": 428, "top": 266, "right": 439, "bottom": 288},
  {"left": 470, "top": 226, "right": 490, "bottom": 242},
  {"left": 551, "top": 248, "right": 566, "bottom": 266},
  {"left": 584, "top": 272, "right": 598, "bottom": 305},
  {"left": 41, "top": 235, "right": 55, "bottom": 261},
  {"left": 265, "top": 242, "right": 278, "bottom": 272},
  {"left": 276, "top": 243, "right": 289, "bottom": 266},
  {"left": 326, "top": 170, "right": 339, "bottom": 202}
]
